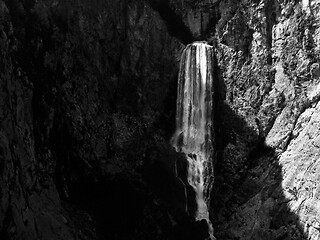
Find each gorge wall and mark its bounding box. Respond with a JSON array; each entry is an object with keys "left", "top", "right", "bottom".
[{"left": 1, "top": 0, "right": 320, "bottom": 239}]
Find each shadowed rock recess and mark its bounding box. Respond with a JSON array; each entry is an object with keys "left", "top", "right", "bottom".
[{"left": 0, "top": 0, "right": 319, "bottom": 239}]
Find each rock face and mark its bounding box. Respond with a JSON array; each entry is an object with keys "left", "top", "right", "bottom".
[
  {"left": 210, "top": 0, "right": 320, "bottom": 240},
  {"left": 0, "top": 0, "right": 184, "bottom": 239},
  {"left": 1, "top": 0, "right": 320, "bottom": 239}
]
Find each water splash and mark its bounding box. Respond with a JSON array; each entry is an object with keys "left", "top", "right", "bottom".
[{"left": 172, "top": 42, "right": 215, "bottom": 239}]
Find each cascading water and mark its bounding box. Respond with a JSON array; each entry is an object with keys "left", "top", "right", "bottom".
[{"left": 172, "top": 42, "right": 215, "bottom": 239}]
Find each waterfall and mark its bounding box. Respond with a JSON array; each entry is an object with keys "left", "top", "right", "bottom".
[{"left": 172, "top": 42, "right": 215, "bottom": 239}]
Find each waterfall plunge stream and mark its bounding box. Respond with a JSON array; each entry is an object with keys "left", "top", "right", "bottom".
[{"left": 172, "top": 42, "right": 215, "bottom": 239}]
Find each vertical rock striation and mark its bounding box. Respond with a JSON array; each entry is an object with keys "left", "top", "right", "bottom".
[{"left": 210, "top": 0, "right": 320, "bottom": 239}]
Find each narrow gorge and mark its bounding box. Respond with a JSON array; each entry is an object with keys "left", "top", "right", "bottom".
[{"left": 0, "top": 0, "right": 320, "bottom": 240}]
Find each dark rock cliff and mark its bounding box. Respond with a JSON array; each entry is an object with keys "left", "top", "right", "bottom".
[{"left": 0, "top": 0, "right": 319, "bottom": 239}]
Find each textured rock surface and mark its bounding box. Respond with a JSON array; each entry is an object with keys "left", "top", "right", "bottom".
[
  {"left": 210, "top": 0, "right": 320, "bottom": 239},
  {"left": 1, "top": 0, "right": 320, "bottom": 239},
  {"left": 0, "top": 0, "right": 185, "bottom": 239}
]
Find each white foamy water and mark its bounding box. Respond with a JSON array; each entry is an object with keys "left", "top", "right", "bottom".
[{"left": 172, "top": 42, "right": 215, "bottom": 240}]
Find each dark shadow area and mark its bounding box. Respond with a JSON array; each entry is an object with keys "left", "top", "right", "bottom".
[
  {"left": 148, "top": 0, "right": 195, "bottom": 45},
  {"left": 59, "top": 135, "right": 210, "bottom": 240},
  {"left": 67, "top": 175, "right": 157, "bottom": 240},
  {"left": 142, "top": 144, "right": 209, "bottom": 240},
  {"left": 154, "top": 71, "right": 179, "bottom": 140},
  {"left": 265, "top": 0, "right": 277, "bottom": 65},
  {"left": 148, "top": 0, "right": 222, "bottom": 45},
  {"left": 210, "top": 54, "right": 308, "bottom": 240},
  {"left": 203, "top": 3, "right": 221, "bottom": 41}
]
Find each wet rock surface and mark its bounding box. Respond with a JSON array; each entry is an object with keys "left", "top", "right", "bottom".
[{"left": 1, "top": 0, "right": 320, "bottom": 239}]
